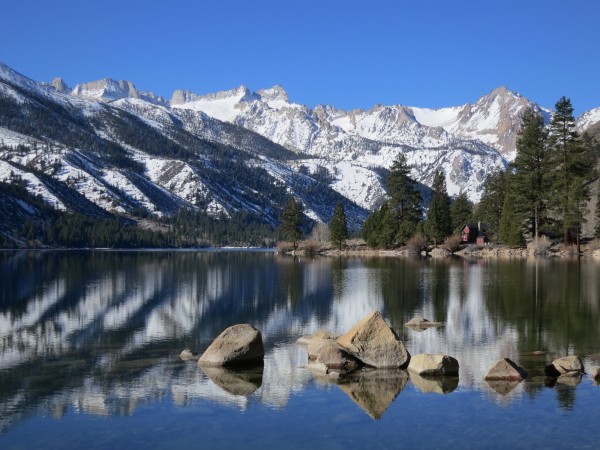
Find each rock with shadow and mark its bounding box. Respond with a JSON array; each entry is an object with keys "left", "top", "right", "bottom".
[
  {"left": 544, "top": 355, "right": 584, "bottom": 378},
  {"left": 200, "top": 365, "right": 264, "bottom": 396},
  {"left": 336, "top": 311, "right": 410, "bottom": 369},
  {"left": 198, "top": 324, "right": 264, "bottom": 367},
  {"left": 408, "top": 353, "right": 459, "bottom": 376},
  {"left": 404, "top": 315, "right": 444, "bottom": 331},
  {"left": 336, "top": 368, "right": 409, "bottom": 419},
  {"left": 409, "top": 371, "right": 459, "bottom": 394},
  {"left": 484, "top": 358, "right": 528, "bottom": 381}
]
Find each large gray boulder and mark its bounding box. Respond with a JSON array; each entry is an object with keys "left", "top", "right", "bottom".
[
  {"left": 307, "top": 333, "right": 339, "bottom": 361},
  {"left": 408, "top": 353, "right": 459, "bottom": 376},
  {"left": 198, "top": 324, "right": 264, "bottom": 367},
  {"left": 544, "top": 355, "right": 584, "bottom": 377},
  {"left": 336, "top": 311, "right": 410, "bottom": 369},
  {"left": 484, "top": 358, "right": 528, "bottom": 381}
]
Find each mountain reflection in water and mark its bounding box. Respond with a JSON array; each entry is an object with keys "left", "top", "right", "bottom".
[{"left": 1, "top": 251, "right": 599, "bottom": 432}]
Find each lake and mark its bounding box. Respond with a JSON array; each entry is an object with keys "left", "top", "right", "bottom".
[{"left": 1, "top": 250, "right": 599, "bottom": 449}]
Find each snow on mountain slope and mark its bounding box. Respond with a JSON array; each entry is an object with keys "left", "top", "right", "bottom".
[
  {"left": 171, "top": 85, "right": 258, "bottom": 122},
  {"left": 7, "top": 60, "right": 594, "bottom": 228},
  {"left": 411, "top": 105, "right": 464, "bottom": 128},
  {"left": 143, "top": 157, "right": 226, "bottom": 215},
  {"left": 170, "top": 83, "right": 510, "bottom": 203},
  {"left": 577, "top": 107, "right": 600, "bottom": 131}
]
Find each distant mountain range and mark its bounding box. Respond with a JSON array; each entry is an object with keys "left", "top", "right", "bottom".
[{"left": 1, "top": 62, "right": 599, "bottom": 243}]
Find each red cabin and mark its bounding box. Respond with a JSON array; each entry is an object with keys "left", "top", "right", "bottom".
[{"left": 461, "top": 223, "right": 487, "bottom": 245}]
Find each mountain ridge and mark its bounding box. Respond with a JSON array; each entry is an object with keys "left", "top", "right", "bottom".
[{"left": 1, "top": 61, "right": 599, "bottom": 247}]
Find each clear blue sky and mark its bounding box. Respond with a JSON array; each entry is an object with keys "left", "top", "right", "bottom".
[{"left": 1, "top": 0, "right": 598, "bottom": 115}]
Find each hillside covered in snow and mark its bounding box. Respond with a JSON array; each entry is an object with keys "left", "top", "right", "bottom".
[{"left": 1, "top": 61, "right": 599, "bottom": 247}]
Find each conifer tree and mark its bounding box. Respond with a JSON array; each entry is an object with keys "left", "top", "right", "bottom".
[
  {"left": 498, "top": 184, "right": 524, "bottom": 247},
  {"left": 547, "top": 97, "right": 592, "bottom": 246},
  {"left": 511, "top": 108, "right": 550, "bottom": 238},
  {"left": 386, "top": 152, "right": 422, "bottom": 244},
  {"left": 280, "top": 196, "right": 302, "bottom": 250},
  {"left": 477, "top": 170, "right": 508, "bottom": 241},
  {"left": 329, "top": 202, "right": 349, "bottom": 250},
  {"left": 362, "top": 204, "right": 386, "bottom": 248},
  {"left": 424, "top": 171, "right": 452, "bottom": 246},
  {"left": 450, "top": 191, "right": 473, "bottom": 233}
]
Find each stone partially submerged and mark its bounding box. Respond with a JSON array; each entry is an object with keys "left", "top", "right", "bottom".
[
  {"left": 198, "top": 324, "right": 264, "bottom": 367},
  {"left": 180, "top": 349, "right": 199, "bottom": 361},
  {"left": 408, "top": 354, "right": 459, "bottom": 376},
  {"left": 484, "top": 358, "right": 528, "bottom": 381},
  {"left": 336, "top": 311, "right": 410, "bottom": 369},
  {"left": 544, "top": 355, "right": 584, "bottom": 378},
  {"left": 404, "top": 315, "right": 443, "bottom": 328},
  {"left": 307, "top": 338, "right": 361, "bottom": 375}
]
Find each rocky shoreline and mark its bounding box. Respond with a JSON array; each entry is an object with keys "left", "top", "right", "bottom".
[
  {"left": 180, "top": 311, "right": 599, "bottom": 418},
  {"left": 283, "top": 238, "right": 600, "bottom": 259}
]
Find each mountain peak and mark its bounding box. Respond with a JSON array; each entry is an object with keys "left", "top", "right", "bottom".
[
  {"left": 50, "top": 77, "right": 69, "bottom": 92},
  {"left": 71, "top": 78, "right": 167, "bottom": 105},
  {"left": 257, "top": 85, "right": 289, "bottom": 103},
  {"left": 487, "top": 86, "right": 521, "bottom": 100}
]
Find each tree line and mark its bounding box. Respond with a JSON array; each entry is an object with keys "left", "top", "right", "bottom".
[{"left": 310, "top": 96, "right": 600, "bottom": 252}]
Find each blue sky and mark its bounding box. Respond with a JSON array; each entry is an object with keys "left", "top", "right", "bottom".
[{"left": 1, "top": 0, "right": 598, "bottom": 115}]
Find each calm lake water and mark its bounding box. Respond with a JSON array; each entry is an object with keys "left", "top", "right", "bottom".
[{"left": 1, "top": 250, "right": 599, "bottom": 449}]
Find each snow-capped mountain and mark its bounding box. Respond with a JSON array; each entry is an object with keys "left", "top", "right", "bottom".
[
  {"left": 1, "top": 60, "right": 598, "bottom": 243},
  {"left": 0, "top": 62, "right": 366, "bottom": 241},
  {"left": 72, "top": 78, "right": 168, "bottom": 106},
  {"left": 577, "top": 106, "right": 600, "bottom": 132}
]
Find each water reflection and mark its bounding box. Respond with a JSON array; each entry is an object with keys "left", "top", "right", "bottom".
[{"left": 1, "top": 251, "right": 599, "bottom": 432}]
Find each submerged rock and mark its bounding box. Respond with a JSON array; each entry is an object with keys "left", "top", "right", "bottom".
[
  {"left": 180, "top": 349, "right": 199, "bottom": 361},
  {"left": 198, "top": 324, "right": 264, "bottom": 367},
  {"left": 299, "top": 330, "right": 338, "bottom": 349},
  {"left": 337, "top": 311, "right": 410, "bottom": 369},
  {"left": 404, "top": 315, "right": 443, "bottom": 329},
  {"left": 408, "top": 354, "right": 459, "bottom": 376},
  {"left": 484, "top": 358, "right": 528, "bottom": 381},
  {"left": 544, "top": 355, "right": 584, "bottom": 378},
  {"left": 315, "top": 341, "right": 361, "bottom": 374}
]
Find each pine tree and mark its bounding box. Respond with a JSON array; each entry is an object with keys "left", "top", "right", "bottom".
[
  {"left": 547, "top": 97, "right": 592, "bottom": 246},
  {"left": 386, "top": 152, "right": 422, "bottom": 245},
  {"left": 450, "top": 191, "right": 473, "bottom": 233},
  {"left": 511, "top": 108, "right": 550, "bottom": 238},
  {"left": 498, "top": 188, "right": 524, "bottom": 247},
  {"left": 424, "top": 171, "right": 452, "bottom": 246},
  {"left": 329, "top": 202, "right": 349, "bottom": 250},
  {"left": 280, "top": 196, "right": 302, "bottom": 250},
  {"left": 362, "top": 204, "right": 386, "bottom": 248},
  {"left": 477, "top": 170, "right": 508, "bottom": 241}
]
